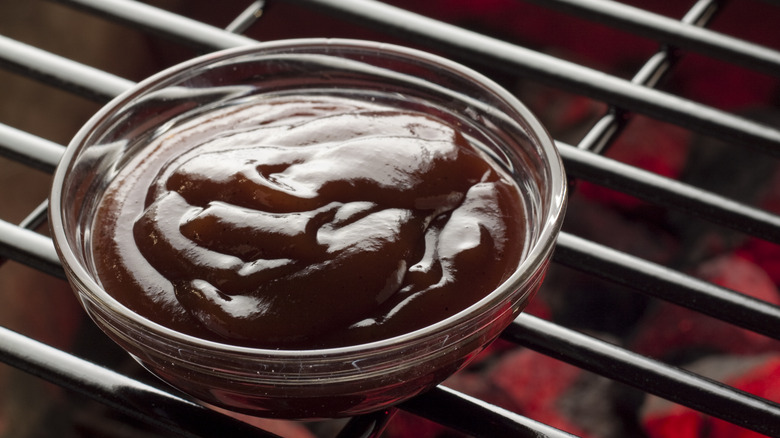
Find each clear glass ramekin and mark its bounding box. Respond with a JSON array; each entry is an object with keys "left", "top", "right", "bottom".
[{"left": 49, "top": 38, "right": 567, "bottom": 419}]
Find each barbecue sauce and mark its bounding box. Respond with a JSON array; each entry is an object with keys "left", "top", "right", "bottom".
[{"left": 92, "top": 95, "right": 526, "bottom": 349}]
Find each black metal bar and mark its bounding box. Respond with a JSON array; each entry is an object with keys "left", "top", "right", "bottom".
[
  {"left": 18, "top": 200, "right": 50, "bottom": 231},
  {"left": 226, "top": 0, "right": 266, "bottom": 34},
  {"left": 0, "top": 325, "right": 280, "bottom": 438},
  {"left": 554, "top": 232, "right": 780, "bottom": 342},
  {"left": 401, "top": 386, "right": 579, "bottom": 438},
  {"left": 335, "top": 409, "right": 397, "bottom": 438},
  {"left": 0, "top": 202, "right": 50, "bottom": 271},
  {"left": 0, "top": 35, "right": 133, "bottom": 102},
  {"left": 0, "top": 218, "right": 64, "bottom": 279},
  {"left": 524, "top": 0, "right": 780, "bottom": 78},
  {"left": 558, "top": 142, "right": 780, "bottom": 245},
  {"left": 278, "top": 0, "right": 780, "bottom": 158},
  {"left": 0, "top": 122, "right": 65, "bottom": 173},
  {"left": 503, "top": 314, "right": 780, "bottom": 437},
  {"left": 574, "top": 109, "right": 626, "bottom": 155},
  {"left": 577, "top": 0, "right": 720, "bottom": 154},
  {"left": 47, "top": 0, "right": 256, "bottom": 51}
]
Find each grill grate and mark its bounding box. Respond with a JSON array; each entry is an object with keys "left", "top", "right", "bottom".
[{"left": 1, "top": 0, "right": 780, "bottom": 437}]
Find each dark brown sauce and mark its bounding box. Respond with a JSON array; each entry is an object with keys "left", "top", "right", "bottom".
[{"left": 92, "top": 95, "right": 526, "bottom": 349}]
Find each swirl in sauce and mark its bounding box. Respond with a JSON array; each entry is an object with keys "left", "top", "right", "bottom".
[{"left": 92, "top": 95, "right": 526, "bottom": 349}]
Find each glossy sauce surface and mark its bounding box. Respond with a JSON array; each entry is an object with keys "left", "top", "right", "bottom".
[{"left": 92, "top": 95, "right": 526, "bottom": 349}]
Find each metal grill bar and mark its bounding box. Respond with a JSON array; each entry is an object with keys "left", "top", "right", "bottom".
[
  {"left": 226, "top": 0, "right": 267, "bottom": 34},
  {"left": 559, "top": 143, "right": 780, "bottom": 244},
  {"left": 400, "top": 386, "right": 579, "bottom": 438},
  {"left": 554, "top": 233, "right": 780, "bottom": 341},
  {"left": 0, "top": 35, "right": 133, "bottom": 102},
  {"left": 53, "top": 0, "right": 256, "bottom": 50},
  {"left": 504, "top": 314, "right": 780, "bottom": 438},
  {"left": 0, "top": 325, "right": 282, "bottom": 438},
  {"left": 576, "top": 0, "right": 718, "bottom": 154},
  {"left": 18, "top": 201, "right": 50, "bottom": 232},
  {"left": 525, "top": 0, "right": 780, "bottom": 78},
  {"left": 4, "top": 1, "right": 780, "bottom": 248},
  {"left": 0, "top": 122, "right": 64, "bottom": 173},
  {"left": 336, "top": 410, "right": 397, "bottom": 438},
  {"left": 0, "top": 200, "right": 50, "bottom": 270},
  {"left": 0, "top": 219, "right": 62, "bottom": 278}
]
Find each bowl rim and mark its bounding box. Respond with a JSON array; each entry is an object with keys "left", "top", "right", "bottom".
[{"left": 49, "top": 37, "right": 567, "bottom": 360}]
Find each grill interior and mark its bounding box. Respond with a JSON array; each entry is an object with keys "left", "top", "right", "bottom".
[{"left": 1, "top": 0, "right": 780, "bottom": 437}]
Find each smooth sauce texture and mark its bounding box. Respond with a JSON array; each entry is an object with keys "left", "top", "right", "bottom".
[{"left": 92, "top": 95, "right": 526, "bottom": 349}]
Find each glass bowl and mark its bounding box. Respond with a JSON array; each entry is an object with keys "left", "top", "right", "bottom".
[{"left": 49, "top": 38, "right": 567, "bottom": 419}]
